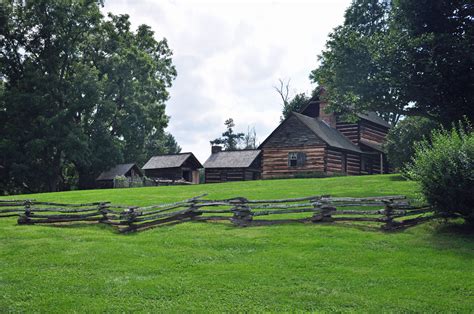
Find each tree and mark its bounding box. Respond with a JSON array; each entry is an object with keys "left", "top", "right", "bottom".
[
  {"left": 310, "top": 0, "right": 474, "bottom": 126},
  {"left": 0, "top": 0, "right": 178, "bottom": 193},
  {"left": 384, "top": 116, "right": 439, "bottom": 170},
  {"left": 243, "top": 126, "right": 258, "bottom": 149},
  {"left": 210, "top": 118, "right": 244, "bottom": 151},
  {"left": 274, "top": 79, "right": 310, "bottom": 121}
]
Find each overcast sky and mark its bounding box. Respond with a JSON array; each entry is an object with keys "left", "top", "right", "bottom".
[{"left": 103, "top": 0, "right": 352, "bottom": 162}]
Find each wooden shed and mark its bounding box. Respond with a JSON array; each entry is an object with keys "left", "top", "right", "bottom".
[
  {"left": 142, "top": 153, "right": 202, "bottom": 184},
  {"left": 203, "top": 147, "right": 261, "bottom": 183},
  {"left": 96, "top": 163, "right": 143, "bottom": 188}
]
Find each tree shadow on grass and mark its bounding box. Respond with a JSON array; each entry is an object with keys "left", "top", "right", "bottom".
[
  {"left": 422, "top": 221, "right": 474, "bottom": 256},
  {"left": 388, "top": 174, "right": 409, "bottom": 181}
]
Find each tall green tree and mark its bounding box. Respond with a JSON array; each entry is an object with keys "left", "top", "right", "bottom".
[
  {"left": 384, "top": 116, "right": 439, "bottom": 170},
  {"left": 0, "top": 0, "right": 177, "bottom": 193},
  {"left": 310, "top": 0, "right": 474, "bottom": 126},
  {"left": 210, "top": 118, "right": 244, "bottom": 151}
]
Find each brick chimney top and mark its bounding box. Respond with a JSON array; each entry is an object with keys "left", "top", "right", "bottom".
[{"left": 211, "top": 145, "right": 222, "bottom": 154}]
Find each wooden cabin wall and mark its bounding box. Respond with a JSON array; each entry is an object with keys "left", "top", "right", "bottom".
[
  {"left": 359, "top": 120, "right": 389, "bottom": 145},
  {"left": 205, "top": 168, "right": 246, "bottom": 183},
  {"left": 336, "top": 122, "right": 359, "bottom": 144},
  {"left": 326, "top": 149, "right": 361, "bottom": 175},
  {"left": 261, "top": 146, "right": 325, "bottom": 178},
  {"left": 144, "top": 168, "right": 182, "bottom": 180},
  {"left": 325, "top": 149, "right": 343, "bottom": 174},
  {"left": 346, "top": 152, "right": 361, "bottom": 175}
]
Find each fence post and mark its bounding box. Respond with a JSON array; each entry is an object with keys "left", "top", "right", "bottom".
[
  {"left": 18, "top": 200, "right": 32, "bottom": 225},
  {"left": 312, "top": 197, "right": 334, "bottom": 223},
  {"left": 382, "top": 200, "right": 395, "bottom": 230},
  {"left": 123, "top": 207, "right": 137, "bottom": 231},
  {"left": 188, "top": 200, "right": 202, "bottom": 220},
  {"left": 231, "top": 198, "right": 252, "bottom": 226},
  {"left": 98, "top": 202, "right": 109, "bottom": 223}
]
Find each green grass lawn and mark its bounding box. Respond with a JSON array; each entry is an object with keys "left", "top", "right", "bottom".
[{"left": 1, "top": 174, "right": 473, "bottom": 312}]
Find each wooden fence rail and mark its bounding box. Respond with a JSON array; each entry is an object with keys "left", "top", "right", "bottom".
[{"left": 0, "top": 194, "right": 439, "bottom": 233}]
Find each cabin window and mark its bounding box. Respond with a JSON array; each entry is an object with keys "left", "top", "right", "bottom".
[{"left": 288, "top": 152, "right": 306, "bottom": 167}]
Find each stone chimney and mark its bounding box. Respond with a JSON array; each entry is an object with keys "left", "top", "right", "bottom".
[
  {"left": 211, "top": 145, "right": 222, "bottom": 154},
  {"left": 319, "top": 100, "right": 337, "bottom": 128}
]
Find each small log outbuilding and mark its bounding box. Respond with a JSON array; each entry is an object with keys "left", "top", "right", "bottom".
[
  {"left": 96, "top": 163, "right": 144, "bottom": 188},
  {"left": 142, "top": 153, "right": 202, "bottom": 184},
  {"left": 203, "top": 147, "right": 261, "bottom": 183}
]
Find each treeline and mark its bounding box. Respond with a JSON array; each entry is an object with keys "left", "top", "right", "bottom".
[{"left": 0, "top": 0, "right": 180, "bottom": 194}]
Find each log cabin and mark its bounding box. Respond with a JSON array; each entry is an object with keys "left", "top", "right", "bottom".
[
  {"left": 203, "top": 146, "right": 261, "bottom": 183},
  {"left": 96, "top": 163, "right": 144, "bottom": 188},
  {"left": 142, "top": 153, "right": 202, "bottom": 184},
  {"left": 259, "top": 94, "right": 391, "bottom": 179}
]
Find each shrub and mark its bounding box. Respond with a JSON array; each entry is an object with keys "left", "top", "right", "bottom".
[{"left": 404, "top": 121, "right": 474, "bottom": 224}]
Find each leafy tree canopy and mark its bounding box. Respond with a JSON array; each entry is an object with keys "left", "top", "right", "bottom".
[
  {"left": 0, "top": 0, "right": 178, "bottom": 193},
  {"left": 384, "top": 116, "right": 439, "bottom": 170},
  {"left": 310, "top": 0, "right": 474, "bottom": 126}
]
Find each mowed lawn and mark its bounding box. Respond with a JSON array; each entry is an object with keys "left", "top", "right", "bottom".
[{"left": 0, "top": 174, "right": 473, "bottom": 312}]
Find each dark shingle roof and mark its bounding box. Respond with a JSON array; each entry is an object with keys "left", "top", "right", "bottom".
[
  {"left": 203, "top": 150, "right": 261, "bottom": 168},
  {"left": 357, "top": 112, "right": 391, "bottom": 128},
  {"left": 293, "top": 112, "right": 362, "bottom": 153},
  {"left": 96, "top": 163, "right": 140, "bottom": 181},
  {"left": 142, "top": 153, "right": 202, "bottom": 170}
]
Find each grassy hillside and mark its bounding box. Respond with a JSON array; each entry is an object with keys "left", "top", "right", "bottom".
[{"left": 1, "top": 175, "right": 473, "bottom": 312}]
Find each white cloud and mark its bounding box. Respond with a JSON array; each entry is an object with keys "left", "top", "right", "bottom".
[{"left": 103, "top": 0, "right": 352, "bottom": 162}]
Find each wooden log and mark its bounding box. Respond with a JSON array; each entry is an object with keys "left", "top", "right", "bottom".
[
  {"left": 0, "top": 208, "right": 24, "bottom": 213},
  {"left": 31, "top": 201, "right": 110, "bottom": 207},
  {"left": 252, "top": 207, "right": 319, "bottom": 216},
  {"left": 0, "top": 213, "right": 20, "bottom": 218},
  {"left": 322, "top": 195, "right": 406, "bottom": 202},
  {"left": 332, "top": 217, "right": 383, "bottom": 222},
  {"left": 27, "top": 211, "right": 102, "bottom": 219},
  {"left": 331, "top": 209, "right": 384, "bottom": 215},
  {"left": 0, "top": 199, "right": 35, "bottom": 203},
  {"left": 26, "top": 207, "right": 106, "bottom": 213},
  {"left": 23, "top": 216, "right": 102, "bottom": 224}
]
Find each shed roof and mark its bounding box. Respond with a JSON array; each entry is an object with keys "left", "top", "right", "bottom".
[
  {"left": 203, "top": 150, "right": 261, "bottom": 168},
  {"left": 293, "top": 112, "right": 362, "bottom": 153},
  {"left": 96, "top": 163, "right": 141, "bottom": 181},
  {"left": 359, "top": 139, "right": 385, "bottom": 153},
  {"left": 142, "top": 153, "right": 202, "bottom": 170},
  {"left": 357, "top": 112, "right": 391, "bottom": 128}
]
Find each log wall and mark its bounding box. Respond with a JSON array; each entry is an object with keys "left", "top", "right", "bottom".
[
  {"left": 336, "top": 122, "right": 359, "bottom": 144},
  {"left": 326, "top": 149, "right": 361, "bottom": 175},
  {"left": 262, "top": 146, "right": 326, "bottom": 178},
  {"left": 359, "top": 120, "right": 389, "bottom": 145},
  {"left": 145, "top": 168, "right": 182, "bottom": 181}
]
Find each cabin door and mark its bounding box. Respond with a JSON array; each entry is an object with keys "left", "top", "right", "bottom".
[{"left": 182, "top": 169, "right": 192, "bottom": 182}]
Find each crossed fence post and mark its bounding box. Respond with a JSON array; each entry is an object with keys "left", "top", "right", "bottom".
[{"left": 18, "top": 200, "right": 32, "bottom": 225}]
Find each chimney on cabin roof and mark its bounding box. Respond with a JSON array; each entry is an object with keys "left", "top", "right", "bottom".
[{"left": 211, "top": 145, "right": 222, "bottom": 154}]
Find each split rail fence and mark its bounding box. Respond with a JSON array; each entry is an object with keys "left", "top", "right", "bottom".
[{"left": 0, "top": 194, "right": 438, "bottom": 233}]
